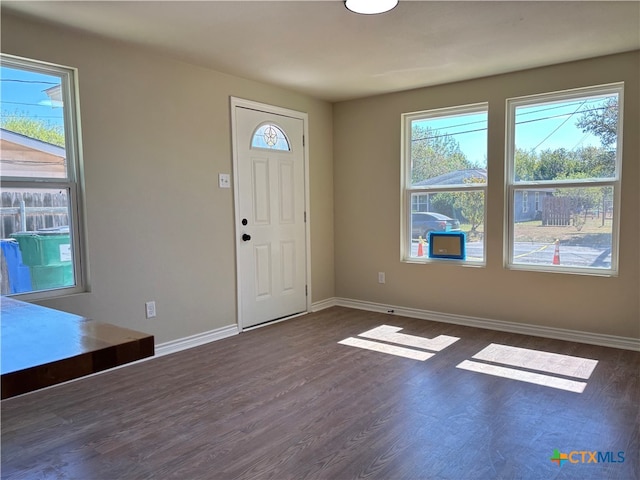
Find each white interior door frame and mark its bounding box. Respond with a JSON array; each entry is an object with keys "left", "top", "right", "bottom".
[{"left": 230, "top": 97, "right": 311, "bottom": 330}]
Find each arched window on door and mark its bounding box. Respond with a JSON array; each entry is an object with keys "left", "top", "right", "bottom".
[{"left": 251, "top": 123, "right": 290, "bottom": 151}]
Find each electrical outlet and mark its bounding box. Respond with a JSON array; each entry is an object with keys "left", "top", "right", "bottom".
[
  {"left": 218, "top": 173, "right": 231, "bottom": 188},
  {"left": 145, "top": 301, "right": 156, "bottom": 319},
  {"left": 378, "top": 272, "right": 385, "bottom": 284}
]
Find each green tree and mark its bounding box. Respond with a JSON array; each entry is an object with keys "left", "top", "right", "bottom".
[
  {"left": 429, "top": 192, "right": 456, "bottom": 218},
  {"left": 573, "top": 145, "right": 615, "bottom": 179},
  {"left": 1, "top": 115, "right": 65, "bottom": 147},
  {"left": 576, "top": 97, "right": 618, "bottom": 148},
  {"left": 514, "top": 146, "right": 614, "bottom": 182},
  {"left": 514, "top": 148, "right": 537, "bottom": 181},
  {"left": 410, "top": 125, "right": 472, "bottom": 184},
  {"left": 452, "top": 177, "right": 484, "bottom": 235}
]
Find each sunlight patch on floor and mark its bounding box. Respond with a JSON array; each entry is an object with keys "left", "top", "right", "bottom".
[
  {"left": 339, "top": 337, "right": 435, "bottom": 361},
  {"left": 338, "top": 325, "right": 459, "bottom": 361},
  {"left": 471, "top": 343, "right": 598, "bottom": 378},
  {"left": 456, "top": 360, "right": 588, "bottom": 393},
  {"left": 358, "top": 325, "right": 459, "bottom": 352},
  {"left": 457, "top": 344, "right": 598, "bottom": 393}
]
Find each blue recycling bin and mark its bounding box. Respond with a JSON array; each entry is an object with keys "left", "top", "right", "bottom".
[{"left": 1, "top": 239, "right": 32, "bottom": 293}]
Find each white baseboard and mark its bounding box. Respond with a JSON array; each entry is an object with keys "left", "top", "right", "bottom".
[
  {"left": 155, "top": 324, "right": 239, "bottom": 357},
  {"left": 311, "top": 297, "right": 338, "bottom": 312},
  {"left": 11, "top": 323, "right": 240, "bottom": 399},
  {"left": 329, "top": 297, "right": 640, "bottom": 352}
]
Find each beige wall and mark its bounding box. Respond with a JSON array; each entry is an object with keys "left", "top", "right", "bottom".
[
  {"left": 2, "top": 13, "right": 638, "bottom": 343},
  {"left": 1, "top": 13, "right": 335, "bottom": 343},
  {"left": 334, "top": 51, "right": 639, "bottom": 338}
]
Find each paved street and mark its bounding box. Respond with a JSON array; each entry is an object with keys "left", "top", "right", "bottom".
[{"left": 411, "top": 241, "right": 611, "bottom": 268}]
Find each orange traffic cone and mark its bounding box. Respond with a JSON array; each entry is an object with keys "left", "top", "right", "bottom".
[
  {"left": 417, "top": 236, "right": 424, "bottom": 257},
  {"left": 552, "top": 239, "right": 560, "bottom": 265}
]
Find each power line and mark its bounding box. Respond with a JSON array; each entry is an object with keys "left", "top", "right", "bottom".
[
  {"left": 411, "top": 105, "right": 610, "bottom": 143},
  {"left": 571, "top": 132, "right": 591, "bottom": 151},
  {"left": 413, "top": 117, "right": 487, "bottom": 131},
  {"left": 1, "top": 100, "right": 62, "bottom": 109},
  {"left": 0, "top": 79, "right": 59, "bottom": 85},
  {"left": 412, "top": 127, "right": 487, "bottom": 142},
  {"left": 531, "top": 101, "right": 586, "bottom": 151},
  {"left": 516, "top": 97, "right": 609, "bottom": 117},
  {"left": 410, "top": 101, "right": 611, "bottom": 142}
]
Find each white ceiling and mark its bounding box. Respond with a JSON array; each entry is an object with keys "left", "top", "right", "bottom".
[{"left": 3, "top": 1, "right": 639, "bottom": 102}]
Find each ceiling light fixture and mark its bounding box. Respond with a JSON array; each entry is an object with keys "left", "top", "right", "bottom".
[{"left": 345, "top": 0, "right": 398, "bottom": 15}]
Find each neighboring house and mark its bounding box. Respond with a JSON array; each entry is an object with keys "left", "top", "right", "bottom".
[
  {"left": 515, "top": 189, "right": 554, "bottom": 223},
  {"left": 414, "top": 168, "right": 488, "bottom": 189},
  {"left": 0, "top": 129, "right": 68, "bottom": 237},
  {"left": 413, "top": 168, "right": 551, "bottom": 222},
  {"left": 0, "top": 128, "right": 66, "bottom": 178}
]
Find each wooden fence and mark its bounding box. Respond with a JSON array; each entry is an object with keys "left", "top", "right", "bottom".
[
  {"left": 1, "top": 191, "right": 69, "bottom": 238},
  {"left": 542, "top": 196, "right": 570, "bottom": 226},
  {"left": 1, "top": 191, "right": 70, "bottom": 294}
]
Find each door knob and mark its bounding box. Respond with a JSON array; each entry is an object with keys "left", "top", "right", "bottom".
[{"left": 242, "top": 233, "right": 251, "bottom": 242}]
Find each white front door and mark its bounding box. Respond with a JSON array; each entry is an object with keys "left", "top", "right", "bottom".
[{"left": 232, "top": 102, "right": 308, "bottom": 329}]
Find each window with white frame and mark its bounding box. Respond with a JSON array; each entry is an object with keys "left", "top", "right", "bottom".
[
  {"left": 0, "top": 54, "right": 86, "bottom": 296},
  {"left": 402, "top": 104, "right": 488, "bottom": 263},
  {"left": 506, "top": 84, "right": 622, "bottom": 274}
]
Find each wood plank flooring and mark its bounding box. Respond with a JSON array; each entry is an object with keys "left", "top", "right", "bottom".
[{"left": 1, "top": 307, "right": 638, "bottom": 479}]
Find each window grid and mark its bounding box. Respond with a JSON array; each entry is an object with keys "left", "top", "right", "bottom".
[
  {"left": 0, "top": 54, "right": 86, "bottom": 298},
  {"left": 505, "top": 83, "right": 623, "bottom": 275},
  {"left": 401, "top": 103, "right": 488, "bottom": 264}
]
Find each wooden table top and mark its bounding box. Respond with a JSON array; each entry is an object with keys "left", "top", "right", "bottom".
[{"left": 1, "top": 297, "right": 153, "bottom": 376}]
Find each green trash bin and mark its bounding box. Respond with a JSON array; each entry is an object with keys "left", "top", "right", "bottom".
[{"left": 10, "top": 227, "right": 74, "bottom": 290}]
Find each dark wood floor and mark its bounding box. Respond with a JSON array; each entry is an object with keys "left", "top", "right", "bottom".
[{"left": 1, "top": 307, "right": 638, "bottom": 479}]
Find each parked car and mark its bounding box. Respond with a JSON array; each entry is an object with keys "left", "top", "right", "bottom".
[{"left": 412, "top": 212, "right": 460, "bottom": 239}]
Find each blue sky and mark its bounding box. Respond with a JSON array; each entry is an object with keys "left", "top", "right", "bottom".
[
  {"left": 514, "top": 97, "right": 610, "bottom": 153},
  {"left": 1, "top": 66, "right": 64, "bottom": 128},
  {"left": 413, "top": 96, "right": 613, "bottom": 166}
]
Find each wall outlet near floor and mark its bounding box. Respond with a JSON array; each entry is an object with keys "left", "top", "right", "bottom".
[
  {"left": 378, "top": 272, "right": 385, "bottom": 284},
  {"left": 145, "top": 301, "right": 156, "bottom": 319}
]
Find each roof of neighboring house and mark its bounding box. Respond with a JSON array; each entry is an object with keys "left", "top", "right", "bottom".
[
  {"left": 414, "top": 168, "right": 555, "bottom": 192},
  {"left": 0, "top": 128, "right": 66, "bottom": 178},
  {"left": 414, "top": 168, "right": 487, "bottom": 186},
  {"left": 0, "top": 128, "right": 65, "bottom": 157}
]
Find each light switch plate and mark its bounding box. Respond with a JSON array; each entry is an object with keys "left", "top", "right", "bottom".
[{"left": 219, "top": 173, "right": 231, "bottom": 188}]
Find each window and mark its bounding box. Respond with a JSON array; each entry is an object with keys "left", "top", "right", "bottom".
[
  {"left": 402, "top": 104, "right": 488, "bottom": 263},
  {"left": 506, "top": 84, "right": 622, "bottom": 274},
  {"left": 251, "top": 123, "right": 290, "bottom": 151},
  {"left": 522, "top": 191, "right": 529, "bottom": 213},
  {"left": 1, "top": 54, "right": 86, "bottom": 296}
]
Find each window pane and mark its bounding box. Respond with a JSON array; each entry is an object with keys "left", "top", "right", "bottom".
[
  {"left": 0, "top": 187, "right": 75, "bottom": 294},
  {"left": 512, "top": 186, "right": 613, "bottom": 269},
  {"left": 410, "top": 110, "right": 487, "bottom": 187},
  {"left": 251, "top": 123, "right": 290, "bottom": 151},
  {"left": 0, "top": 66, "right": 67, "bottom": 179},
  {"left": 410, "top": 191, "right": 484, "bottom": 262},
  {"left": 514, "top": 93, "right": 618, "bottom": 182}
]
